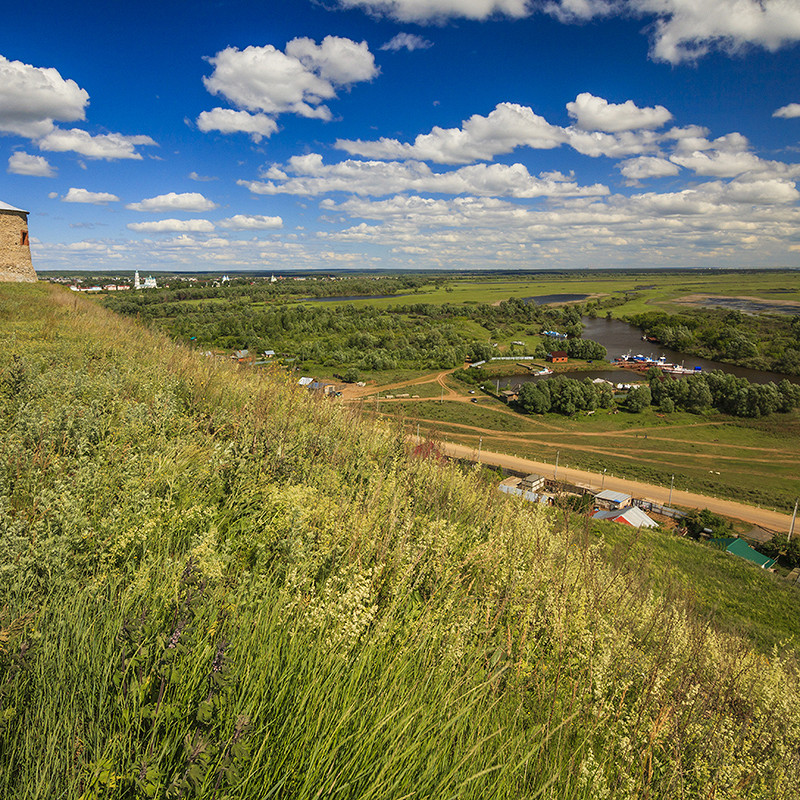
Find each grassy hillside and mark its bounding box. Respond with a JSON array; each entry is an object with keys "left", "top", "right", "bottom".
[{"left": 1, "top": 284, "right": 799, "bottom": 799}]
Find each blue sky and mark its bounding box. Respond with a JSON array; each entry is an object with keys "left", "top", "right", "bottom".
[{"left": 3, "top": 0, "right": 800, "bottom": 272}]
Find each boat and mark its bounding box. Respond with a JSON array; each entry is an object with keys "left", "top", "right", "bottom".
[{"left": 534, "top": 368, "right": 553, "bottom": 376}]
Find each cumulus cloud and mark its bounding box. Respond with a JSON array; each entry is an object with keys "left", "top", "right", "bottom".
[
  {"left": 333, "top": 0, "right": 529, "bottom": 22},
  {"left": 664, "top": 132, "right": 800, "bottom": 180},
  {"left": 566, "top": 92, "right": 672, "bottom": 132},
  {"left": 126, "top": 192, "right": 218, "bottom": 212},
  {"left": 380, "top": 33, "right": 433, "bottom": 51},
  {"left": 338, "top": 99, "right": 668, "bottom": 164},
  {"left": 7, "top": 151, "right": 55, "bottom": 177},
  {"left": 774, "top": 103, "right": 800, "bottom": 119},
  {"left": 127, "top": 219, "right": 216, "bottom": 233},
  {"left": 62, "top": 188, "right": 120, "bottom": 204},
  {"left": 200, "top": 36, "right": 377, "bottom": 129},
  {"left": 240, "top": 153, "right": 608, "bottom": 198},
  {"left": 335, "top": 0, "right": 800, "bottom": 64},
  {"left": 338, "top": 102, "right": 567, "bottom": 164},
  {"left": 189, "top": 171, "right": 217, "bottom": 181},
  {"left": 564, "top": 127, "right": 661, "bottom": 158},
  {"left": 37, "top": 128, "right": 157, "bottom": 160},
  {"left": 0, "top": 55, "right": 88, "bottom": 138},
  {"left": 618, "top": 156, "right": 680, "bottom": 181},
  {"left": 196, "top": 108, "right": 278, "bottom": 142},
  {"left": 545, "top": 0, "right": 800, "bottom": 64},
  {"left": 217, "top": 214, "right": 283, "bottom": 229},
  {"left": 284, "top": 36, "right": 378, "bottom": 85}
]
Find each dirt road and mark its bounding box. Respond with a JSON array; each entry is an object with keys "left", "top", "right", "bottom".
[{"left": 440, "top": 440, "right": 796, "bottom": 533}]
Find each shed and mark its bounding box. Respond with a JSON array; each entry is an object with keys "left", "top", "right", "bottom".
[
  {"left": 520, "top": 473, "right": 545, "bottom": 492},
  {"left": 547, "top": 351, "right": 568, "bottom": 363},
  {"left": 742, "top": 526, "right": 773, "bottom": 545},
  {"left": 594, "top": 489, "right": 633, "bottom": 510},
  {"left": 593, "top": 506, "right": 658, "bottom": 529},
  {"left": 0, "top": 201, "right": 36, "bottom": 282},
  {"left": 498, "top": 484, "right": 550, "bottom": 505},
  {"left": 711, "top": 537, "right": 776, "bottom": 569}
]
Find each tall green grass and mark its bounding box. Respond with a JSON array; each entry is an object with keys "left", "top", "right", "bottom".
[{"left": 0, "top": 284, "right": 799, "bottom": 799}]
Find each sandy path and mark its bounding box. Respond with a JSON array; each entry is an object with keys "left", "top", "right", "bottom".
[
  {"left": 438, "top": 440, "right": 795, "bottom": 531},
  {"left": 339, "top": 369, "right": 458, "bottom": 400}
]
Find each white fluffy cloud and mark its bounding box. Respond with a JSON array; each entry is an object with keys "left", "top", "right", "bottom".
[
  {"left": 240, "top": 153, "right": 608, "bottom": 198},
  {"left": 566, "top": 92, "right": 672, "bottom": 132},
  {"left": 380, "top": 33, "right": 433, "bottom": 50},
  {"left": 196, "top": 108, "right": 278, "bottom": 142},
  {"left": 334, "top": 0, "right": 528, "bottom": 21},
  {"left": 127, "top": 219, "right": 216, "bottom": 233},
  {"left": 62, "top": 188, "right": 120, "bottom": 204},
  {"left": 0, "top": 55, "right": 88, "bottom": 138},
  {"left": 618, "top": 156, "right": 680, "bottom": 181},
  {"left": 38, "top": 128, "right": 157, "bottom": 160},
  {"left": 7, "top": 151, "right": 55, "bottom": 177},
  {"left": 284, "top": 36, "right": 378, "bottom": 85},
  {"left": 774, "top": 103, "right": 800, "bottom": 119},
  {"left": 338, "top": 98, "right": 666, "bottom": 164},
  {"left": 200, "top": 36, "right": 377, "bottom": 128},
  {"left": 564, "top": 127, "right": 661, "bottom": 158},
  {"left": 338, "top": 102, "right": 567, "bottom": 164},
  {"left": 335, "top": 0, "right": 800, "bottom": 63},
  {"left": 217, "top": 214, "right": 283, "bottom": 230},
  {"left": 126, "top": 192, "right": 218, "bottom": 212},
  {"left": 545, "top": 0, "right": 800, "bottom": 63}
]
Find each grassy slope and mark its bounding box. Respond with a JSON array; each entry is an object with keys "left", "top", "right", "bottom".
[{"left": 1, "top": 284, "right": 799, "bottom": 799}]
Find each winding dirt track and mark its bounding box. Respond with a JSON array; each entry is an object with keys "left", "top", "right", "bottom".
[
  {"left": 343, "top": 369, "right": 797, "bottom": 532},
  {"left": 439, "top": 440, "right": 795, "bottom": 532}
]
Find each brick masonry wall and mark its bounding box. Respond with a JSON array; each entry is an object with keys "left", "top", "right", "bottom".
[{"left": 0, "top": 210, "right": 36, "bottom": 282}]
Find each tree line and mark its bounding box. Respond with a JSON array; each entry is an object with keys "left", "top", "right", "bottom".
[{"left": 512, "top": 368, "right": 800, "bottom": 418}]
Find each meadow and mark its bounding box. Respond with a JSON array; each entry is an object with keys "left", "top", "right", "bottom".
[{"left": 1, "top": 282, "right": 800, "bottom": 798}]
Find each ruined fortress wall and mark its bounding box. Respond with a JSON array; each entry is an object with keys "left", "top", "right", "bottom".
[{"left": 0, "top": 211, "right": 36, "bottom": 282}]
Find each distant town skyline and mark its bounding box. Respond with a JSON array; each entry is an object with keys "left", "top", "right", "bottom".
[{"left": 3, "top": 0, "right": 800, "bottom": 272}]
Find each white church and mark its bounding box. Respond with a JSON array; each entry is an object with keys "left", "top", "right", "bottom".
[{"left": 134, "top": 270, "right": 157, "bottom": 290}]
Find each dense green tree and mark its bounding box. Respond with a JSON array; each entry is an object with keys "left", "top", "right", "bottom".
[{"left": 624, "top": 385, "right": 651, "bottom": 413}]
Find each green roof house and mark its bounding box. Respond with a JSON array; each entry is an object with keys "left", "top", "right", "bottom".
[{"left": 711, "top": 537, "right": 776, "bottom": 569}]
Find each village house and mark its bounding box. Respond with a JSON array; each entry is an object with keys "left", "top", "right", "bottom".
[
  {"left": 592, "top": 506, "right": 658, "bottom": 529},
  {"left": 593, "top": 489, "right": 633, "bottom": 510},
  {"left": 711, "top": 537, "right": 776, "bottom": 569},
  {"left": 0, "top": 201, "right": 36, "bottom": 283},
  {"left": 546, "top": 351, "right": 568, "bottom": 363}
]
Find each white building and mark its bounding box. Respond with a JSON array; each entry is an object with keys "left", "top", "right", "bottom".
[{"left": 134, "top": 270, "right": 157, "bottom": 289}]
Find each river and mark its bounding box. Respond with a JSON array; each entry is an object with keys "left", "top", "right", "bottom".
[
  {"left": 498, "top": 316, "right": 799, "bottom": 389},
  {"left": 523, "top": 293, "right": 589, "bottom": 305}
]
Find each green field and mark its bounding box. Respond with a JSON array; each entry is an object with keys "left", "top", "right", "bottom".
[
  {"left": 269, "top": 270, "right": 800, "bottom": 315},
  {"left": 376, "top": 398, "right": 800, "bottom": 512}
]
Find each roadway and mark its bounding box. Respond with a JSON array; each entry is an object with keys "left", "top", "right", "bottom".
[{"left": 439, "top": 440, "right": 796, "bottom": 533}]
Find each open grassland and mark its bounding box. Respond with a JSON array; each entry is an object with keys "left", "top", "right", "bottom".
[
  {"left": 2, "top": 284, "right": 800, "bottom": 799},
  {"left": 273, "top": 270, "right": 800, "bottom": 317}
]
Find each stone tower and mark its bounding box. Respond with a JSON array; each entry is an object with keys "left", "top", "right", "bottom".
[{"left": 0, "top": 201, "right": 36, "bottom": 282}]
